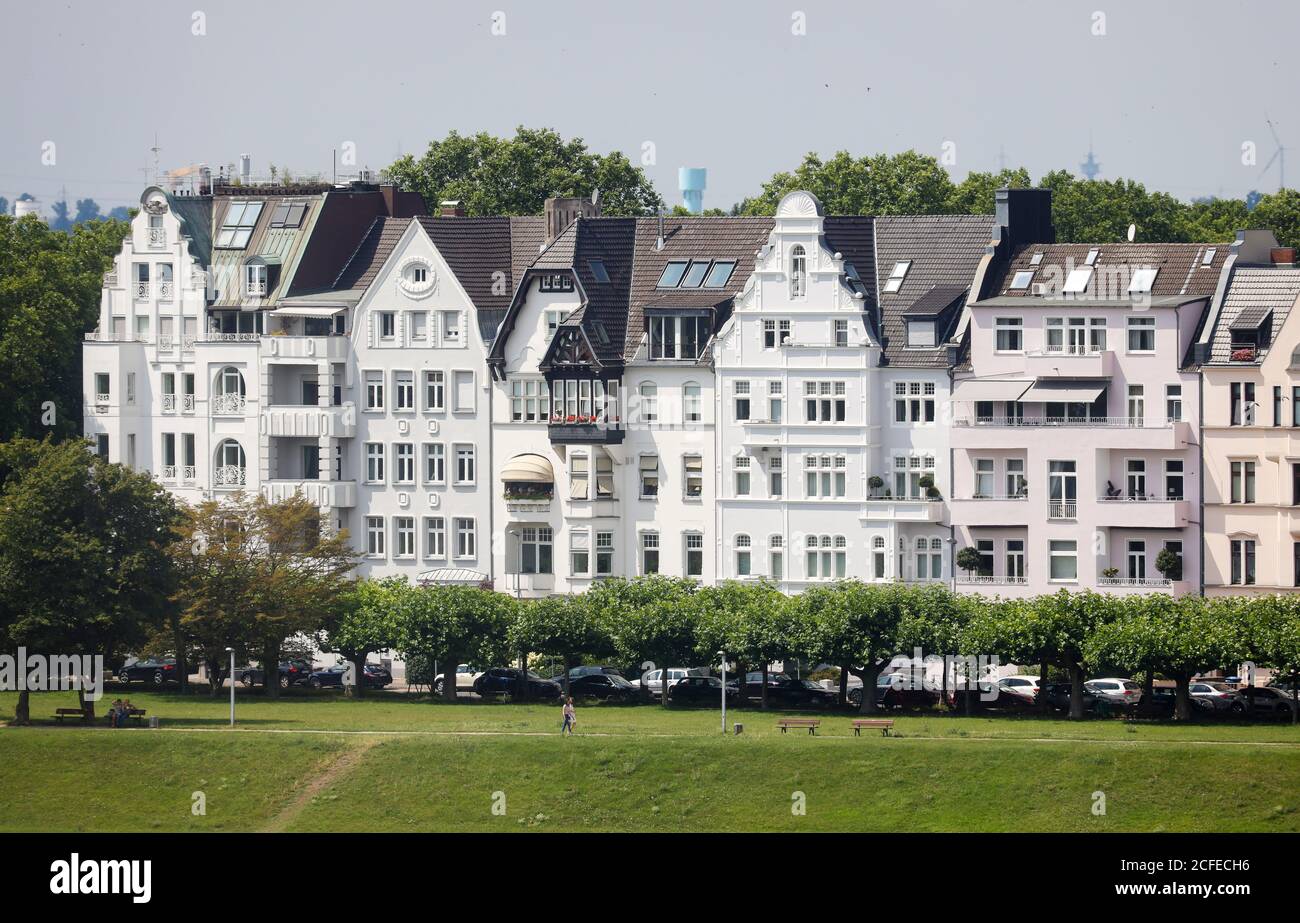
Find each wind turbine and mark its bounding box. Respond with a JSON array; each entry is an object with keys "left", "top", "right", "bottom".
[{"left": 1261, "top": 117, "right": 1286, "bottom": 192}]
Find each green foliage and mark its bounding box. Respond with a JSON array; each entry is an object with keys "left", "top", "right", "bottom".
[
  {"left": 395, "top": 583, "right": 518, "bottom": 668},
  {"left": 385, "top": 126, "right": 663, "bottom": 217},
  {"left": 955, "top": 546, "right": 983, "bottom": 576},
  {"left": 508, "top": 593, "right": 613, "bottom": 666}
]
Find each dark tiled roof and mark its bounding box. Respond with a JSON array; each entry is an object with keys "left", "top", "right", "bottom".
[
  {"left": 1205, "top": 267, "right": 1300, "bottom": 365},
  {"left": 417, "top": 216, "right": 521, "bottom": 342},
  {"left": 166, "top": 194, "right": 212, "bottom": 269},
  {"left": 822, "top": 217, "right": 877, "bottom": 295},
  {"left": 509, "top": 217, "right": 547, "bottom": 282},
  {"left": 985, "top": 242, "right": 1229, "bottom": 299},
  {"left": 571, "top": 218, "right": 638, "bottom": 363},
  {"left": 903, "top": 284, "right": 967, "bottom": 316},
  {"left": 332, "top": 216, "right": 410, "bottom": 291},
  {"left": 874, "top": 215, "right": 993, "bottom": 367}
]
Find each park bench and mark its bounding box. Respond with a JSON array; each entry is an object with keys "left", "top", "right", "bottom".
[
  {"left": 52, "top": 707, "right": 88, "bottom": 723},
  {"left": 776, "top": 718, "right": 821, "bottom": 735},
  {"left": 852, "top": 718, "right": 895, "bottom": 737}
]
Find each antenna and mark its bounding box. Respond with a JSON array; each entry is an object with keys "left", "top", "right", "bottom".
[
  {"left": 1262, "top": 116, "right": 1287, "bottom": 192},
  {"left": 150, "top": 132, "right": 162, "bottom": 186},
  {"left": 1080, "top": 133, "right": 1101, "bottom": 181}
]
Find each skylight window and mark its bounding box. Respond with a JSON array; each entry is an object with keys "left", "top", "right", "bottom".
[
  {"left": 657, "top": 261, "right": 689, "bottom": 288},
  {"left": 268, "top": 201, "right": 307, "bottom": 228},
  {"left": 1062, "top": 267, "right": 1094, "bottom": 294},
  {"left": 1010, "top": 270, "right": 1035, "bottom": 290},
  {"left": 883, "top": 260, "right": 911, "bottom": 294},
  {"left": 681, "top": 261, "right": 711, "bottom": 288},
  {"left": 1127, "top": 267, "right": 1159, "bottom": 294},
  {"left": 1202, "top": 248, "right": 1217, "bottom": 266},
  {"left": 1084, "top": 248, "right": 1101, "bottom": 266},
  {"left": 216, "top": 201, "right": 264, "bottom": 248},
  {"left": 1029, "top": 252, "right": 1044, "bottom": 266},
  {"left": 588, "top": 259, "right": 610, "bottom": 283},
  {"left": 704, "top": 260, "right": 735, "bottom": 287}
]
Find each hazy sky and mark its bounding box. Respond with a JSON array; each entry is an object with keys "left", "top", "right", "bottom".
[{"left": 2, "top": 0, "right": 1296, "bottom": 215}]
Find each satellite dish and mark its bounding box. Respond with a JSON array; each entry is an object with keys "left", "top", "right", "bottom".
[{"left": 1126, "top": 223, "right": 1136, "bottom": 242}]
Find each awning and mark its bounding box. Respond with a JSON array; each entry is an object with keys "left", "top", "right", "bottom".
[
  {"left": 417, "top": 568, "right": 489, "bottom": 587},
  {"left": 949, "top": 379, "right": 1033, "bottom": 403},
  {"left": 500, "top": 453, "right": 554, "bottom": 483},
  {"left": 1019, "top": 379, "right": 1107, "bottom": 403},
  {"left": 273, "top": 305, "right": 346, "bottom": 317}
]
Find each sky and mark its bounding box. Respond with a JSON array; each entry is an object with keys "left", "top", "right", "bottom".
[{"left": 1, "top": 0, "right": 1296, "bottom": 216}]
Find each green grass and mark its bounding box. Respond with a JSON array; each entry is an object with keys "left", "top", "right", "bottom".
[{"left": 3, "top": 688, "right": 1298, "bottom": 832}]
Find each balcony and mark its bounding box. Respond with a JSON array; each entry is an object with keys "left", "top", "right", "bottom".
[
  {"left": 1048, "top": 500, "right": 1078, "bottom": 520},
  {"left": 1022, "top": 347, "right": 1114, "bottom": 379},
  {"left": 505, "top": 499, "right": 552, "bottom": 515},
  {"left": 94, "top": 393, "right": 110, "bottom": 412},
  {"left": 860, "top": 497, "right": 944, "bottom": 523},
  {"left": 949, "top": 495, "right": 1029, "bottom": 527},
  {"left": 952, "top": 417, "right": 1189, "bottom": 451},
  {"left": 261, "top": 404, "right": 356, "bottom": 439},
  {"left": 213, "top": 465, "right": 247, "bottom": 489},
  {"left": 245, "top": 280, "right": 268, "bottom": 298},
  {"left": 161, "top": 394, "right": 176, "bottom": 412},
  {"left": 181, "top": 466, "right": 196, "bottom": 484},
  {"left": 954, "top": 575, "right": 1033, "bottom": 597},
  {"left": 261, "top": 479, "right": 357, "bottom": 509},
  {"left": 181, "top": 394, "right": 196, "bottom": 413},
  {"left": 156, "top": 281, "right": 174, "bottom": 301},
  {"left": 84, "top": 331, "right": 144, "bottom": 343},
  {"left": 1097, "top": 576, "right": 1173, "bottom": 592},
  {"left": 201, "top": 332, "right": 260, "bottom": 343},
  {"left": 212, "top": 392, "right": 248, "bottom": 416},
  {"left": 161, "top": 465, "right": 177, "bottom": 481},
  {"left": 262, "top": 334, "right": 350, "bottom": 361},
  {"left": 1096, "top": 497, "right": 1191, "bottom": 529},
  {"left": 133, "top": 282, "right": 151, "bottom": 300},
  {"left": 548, "top": 420, "right": 625, "bottom": 445},
  {"left": 157, "top": 334, "right": 175, "bottom": 352}
]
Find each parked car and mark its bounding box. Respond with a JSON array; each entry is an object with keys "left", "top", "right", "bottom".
[
  {"left": 118, "top": 658, "right": 182, "bottom": 686},
  {"left": 848, "top": 672, "right": 933, "bottom": 709},
  {"left": 1085, "top": 678, "right": 1143, "bottom": 714},
  {"left": 550, "top": 665, "right": 625, "bottom": 685},
  {"left": 1189, "top": 681, "right": 1246, "bottom": 713},
  {"left": 567, "top": 673, "right": 639, "bottom": 702},
  {"left": 239, "top": 659, "right": 313, "bottom": 689},
  {"left": 1239, "top": 685, "right": 1299, "bottom": 718},
  {"left": 434, "top": 664, "right": 482, "bottom": 695},
  {"left": 639, "top": 667, "right": 708, "bottom": 700},
  {"left": 668, "top": 675, "right": 735, "bottom": 707},
  {"left": 307, "top": 663, "right": 392, "bottom": 689},
  {"left": 473, "top": 667, "right": 562, "bottom": 700},
  {"left": 996, "top": 675, "right": 1041, "bottom": 697},
  {"left": 740, "top": 676, "right": 838, "bottom": 709},
  {"left": 947, "top": 681, "right": 1036, "bottom": 712},
  {"left": 1042, "top": 681, "right": 1099, "bottom": 713}
]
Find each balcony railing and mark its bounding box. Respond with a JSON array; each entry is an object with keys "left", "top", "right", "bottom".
[
  {"left": 213, "top": 465, "right": 246, "bottom": 488},
  {"left": 156, "top": 281, "right": 174, "bottom": 301},
  {"left": 84, "top": 331, "right": 143, "bottom": 343},
  {"left": 1048, "top": 500, "right": 1078, "bottom": 519},
  {"left": 161, "top": 394, "right": 176, "bottom": 412},
  {"left": 202, "top": 332, "right": 260, "bottom": 342},
  {"left": 161, "top": 465, "right": 177, "bottom": 480},
  {"left": 1098, "top": 494, "right": 1182, "bottom": 503},
  {"left": 181, "top": 465, "right": 196, "bottom": 483},
  {"left": 182, "top": 336, "right": 196, "bottom": 352},
  {"left": 245, "top": 280, "right": 268, "bottom": 297},
  {"left": 1037, "top": 344, "right": 1103, "bottom": 356},
  {"left": 960, "top": 493, "right": 1029, "bottom": 501},
  {"left": 157, "top": 334, "right": 174, "bottom": 351},
  {"left": 181, "top": 394, "right": 196, "bottom": 412},
  {"left": 956, "top": 574, "right": 1029, "bottom": 585},
  {"left": 134, "top": 282, "right": 151, "bottom": 300},
  {"left": 94, "top": 393, "right": 110, "bottom": 412},
  {"left": 212, "top": 392, "right": 247, "bottom": 415},
  {"left": 148, "top": 227, "right": 166, "bottom": 248},
  {"left": 955, "top": 416, "right": 1167, "bottom": 429},
  {"left": 1098, "top": 576, "right": 1173, "bottom": 588},
  {"left": 505, "top": 499, "right": 552, "bottom": 513}
]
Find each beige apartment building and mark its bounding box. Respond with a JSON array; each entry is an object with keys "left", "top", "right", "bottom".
[{"left": 1197, "top": 232, "right": 1300, "bottom": 594}]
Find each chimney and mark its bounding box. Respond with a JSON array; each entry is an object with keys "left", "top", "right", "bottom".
[
  {"left": 439, "top": 200, "right": 465, "bottom": 217},
  {"left": 994, "top": 187, "right": 1055, "bottom": 248},
  {"left": 544, "top": 192, "right": 602, "bottom": 244},
  {"left": 1271, "top": 247, "right": 1296, "bottom": 266}
]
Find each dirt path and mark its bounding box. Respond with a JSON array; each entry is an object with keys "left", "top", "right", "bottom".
[{"left": 261, "top": 737, "right": 381, "bottom": 833}]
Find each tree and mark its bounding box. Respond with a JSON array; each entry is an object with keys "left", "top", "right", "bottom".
[
  {"left": 695, "top": 580, "right": 791, "bottom": 709},
  {"left": 945, "top": 168, "right": 1033, "bottom": 214},
  {"left": 1245, "top": 595, "right": 1300, "bottom": 721},
  {"left": 1154, "top": 548, "right": 1182, "bottom": 581},
  {"left": 739, "top": 150, "right": 957, "bottom": 216},
  {"left": 955, "top": 546, "right": 983, "bottom": 579},
  {"left": 800, "top": 581, "right": 910, "bottom": 714},
  {"left": 0, "top": 437, "right": 180, "bottom": 722},
  {"left": 1248, "top": 189, "right": 1300, "bottom": 249},
  {"left": 73, "top": 199, "right": 102, "bottom": 225},
  {"left": 396, "top": 585, "right": 516, "bottom": 704},
  {"left": 173, "top": 492, "right": 358, "bottom": 698},
  {"left": 508, "top": 593, "right": 612, "bottom": 697},
  {"left": 319, "top": 576, "right": 404, "bottom": 698},
  {"left": 0, "top": 214, "right": 130, "bottom": 440},
  {"left": 385, "top": 127, "right": 663, "bottom": 217},
  {"left": 595, "top": 575, "right": 699, "bottom": 706}
]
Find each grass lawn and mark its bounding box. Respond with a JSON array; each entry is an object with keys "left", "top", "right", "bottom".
[{"left": 2, "top": 688, "right": 1298, "bottom": 832}]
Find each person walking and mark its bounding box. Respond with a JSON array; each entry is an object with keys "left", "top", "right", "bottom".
[{"left": 561, "top": 696, "right": 576, "bottom": 736}]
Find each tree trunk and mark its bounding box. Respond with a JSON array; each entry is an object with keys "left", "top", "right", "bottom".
[
  {"left": 205, "top": 657, "right": 225, "bottom": 696},
  {"left": 172, "top": 616, "right": 188, "bottom": 694},
  {"left": 1068, "top": 664, "right": 1085, "bottom": 719},
  {"left": 1143, "top": 671, "right": 1155, "bottom": 717},
  {"left": 562, "top": 654, "right": 572, "bottom": 698},
  {"left": 1174, "top": 676, "right": 1192, "bottom": 721},
  {"left": 851, "top": 663, "right": 885, "bottom": 714},
  {"left": 734, "top": 659, "right": 745, "bottom": 708},
  {"left": 838, "top": 664, "right": 849, "bottom": 707},
  {"left": 442, "top": 653, "right": 459, "bottom": 703},
  {"left": 346, "top": 653, "right": 366, "bottom": 699},
  {"left": 1038, "top": 659, "right": 1051, "bottom": 715},
  {"left": 760, "top": 662, "right": 769, "bottom": 710},
  {"left": 262, "top": 641, "right": 280, "bottom": 699},
  {"left": 13, "top": 690, "right": 30, "bottom": 725},
  {"left": 518, "top": 650, "right": 529, "bottom": 701},
  {"left": 660, "top": 665, "right": 669, "bottom": 707},
  {"left": 78, "top": 688, "right": 96, "bottom": 723}
]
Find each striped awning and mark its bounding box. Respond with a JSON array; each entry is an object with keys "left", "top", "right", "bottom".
[{"left": 500, "top": 453, "right": 554, "bottom": 483}]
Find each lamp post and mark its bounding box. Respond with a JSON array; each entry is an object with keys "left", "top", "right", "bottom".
[
  {"left": 226, "top": 647, "right": 235, "bottom": 727},
  {"left": 718, "top": 650, "right": 727, "bottom": 735}
]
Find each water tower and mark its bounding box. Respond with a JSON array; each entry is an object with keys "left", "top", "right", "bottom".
[{"left": 679, "top": 167, "right": 707, "bottom": 214}]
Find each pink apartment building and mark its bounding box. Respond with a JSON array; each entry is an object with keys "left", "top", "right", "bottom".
[{"left": 949, "top": 190, "right": 1229, "bottom": 596}]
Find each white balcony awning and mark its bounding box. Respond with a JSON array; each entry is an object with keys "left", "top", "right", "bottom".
[
  {"left": 273, "top": 305, "right": 346, "bottom": 317},
  {"left": 949, "top": 379, "right": 1033, "bottom": 403},
  {"left": 500, "top": 453, "right": 554, "bottom": 483},
  {"left": 417, "top": 568, "right": 489, "bottom": 587},
  {"left": 1019, "top": 379, "right": 1107, "bottom": 403}
]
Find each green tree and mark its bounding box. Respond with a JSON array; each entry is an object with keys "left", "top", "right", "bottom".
[
  {"left": 0, "top": 437, "right": 180, "bottom": 722},
  {"left": 739, "top": 150, "right": 958, "bottom": 216},
  {"left": 695, "top": 580, "right": 792, "bottom": 709},
  {"left": 396, "top": 585, "right": 516, "bottom": 704},
  {"left": 385, "top": 127, "right": 663, "bottom": 217},
  {"left": 594, "top": 575, "right": 699, "bottom": 706},
  {"left": 319, "top": 576, "right": 404, "bottom": 698},
  {"left": 800, "top": 581, "right": 910, "bottom": 714},
  {"left": 0, "top": 214, "right": 130, "bottom": 440},
  {"left": 1038, "top": 171, "right": 1186, "bottom": 242},
  {"left": 1248, "top": 189, "right": 1300, "bottom": 249},
  {"left": 946, "top": 168, "right": 1033, "bottom": 214},
  {"left": 508, "top": 593, "right": 613, "bottom": 697},
  {"left": 955, "top": 546, "right": 983, "bottom": 579}
]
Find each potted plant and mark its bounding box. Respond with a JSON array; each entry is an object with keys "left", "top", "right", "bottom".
[
  {"left": 868, "top": 475, "right": 884, "bottom": 497},
  {"left": 955, "top": 546, "right": 982, "bottom": 580},
  {"left": 1101, "top": 566, "right": 1119, "bottom": 580},
  {"left": 1154, "top": 548, "right": 1182, "bottom": 581}
]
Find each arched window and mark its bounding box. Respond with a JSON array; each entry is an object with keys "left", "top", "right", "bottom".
[
  {"left": 735, "top": 534, "right": 752, "bottom": 576},
  {"left": 790, "top": 244, "right": 807, "bottom": 297},
  {"left": 639, "top": 382, "right": 658, "bottom": 423},
  {"left": 214, "top": 366, "right": 247, "bottom": 415},
  {"left": 214, "top": 439, "right": 246, "bottom": 487},
  {"left": 769, "top": 535, "right": 784, "bottom": 581}
]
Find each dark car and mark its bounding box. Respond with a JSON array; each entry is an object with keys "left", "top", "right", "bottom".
[
  {"left": 947, "top": 682, "right": 1036, "bottom": 712},
  {"left": 119, "top": 658, "right": 181, "bottom": 686},
  {"left": 1240, "top": 686, "right": 1299, "bottom": 719},
  {"left": 308, "top": 663, "right": 392, "bottom": 689},
  {"left": 668, "top": 675, "right": 734, "bottom": 707},
  {"left": 550, "top": 665, "right": 625, "bottom": 684},
  {"left": 740, "top": 676, "right": 837, "bottom": 709},
  {"left": 239, "top": 659, "right": 313, "bottom": 689},
  {"left": 847, "top": 672, "right": 934, "bottom": 710},
  {"left": 567, "top": 673, "right": 638, "bottom": 702},
  {"left": 473, "top": 667, "right": 562, "bottom": 700},
  {"left": 1042, "top": 681, "right": 1099, "bottom": 714}
]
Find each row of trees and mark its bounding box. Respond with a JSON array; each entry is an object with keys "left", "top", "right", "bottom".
[{"left": 328, "top": 575, "right": 1300, "bottom": 722}]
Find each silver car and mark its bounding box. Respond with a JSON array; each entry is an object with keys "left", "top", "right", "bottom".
[{"left": 1189, "top": 681, "right": 1246, "bottom": 712}]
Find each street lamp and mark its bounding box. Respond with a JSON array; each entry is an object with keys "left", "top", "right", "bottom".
[
  {"left": 718, "top": 650, "right": 727, "bottom": 735},
  {"left": 225, "top": 647, "right": 235, "bottom": 727}
]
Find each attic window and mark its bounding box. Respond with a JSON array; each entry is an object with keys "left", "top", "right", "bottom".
[
  {"left": 588, "top": 260, "right": 610, "bottom": 283},
  {"left": 1084, "top": 248, "right": 1101, "bottom": 266},
  {"left": 215, "top": 201, "right": 263, "bottom": 249},
  {"left": 704, "top": 261, "right": 735, "bottom": 287},
  {"left": 1127, "top": 268, "right": 1158, "bottom": 294},
  {"left": 1202, "top": 248, "right": 1217, "bottom": 266},
  {"left": 1029, "top": 252, "right": 1044, "bottom": 266},
  {"left": 906, "top": 319, "right": 936, "bottom": 347},
  {"left": 269, "top": 201, "right": 307, "bottom": 228},
  {"left": 1062, "top": 267, "right": 1093, "bottom": 294},
  {"left": 539, "top": 273, "right": 574, "bottom": 293},
  {"left": 883, "top": 261, "right": 911, "bottom": 294},
  {"left": 681, "top": 261, "right": 711, "bottom": 288},
  {"left": 657, "top": 261, "right": 689, "bottom": 288},
  {"left": 1010, "top": 270, "right": 1035, "bottom": 290}
]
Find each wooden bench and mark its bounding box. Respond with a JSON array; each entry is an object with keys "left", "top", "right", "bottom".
[
  {"left": 852, "top": 719, "right": 895, "bottom": 737},
  {"left": 776, "top": 718, "right": 821, "bottom": 735},
  {"left": 52, "top": 707, "right": 88, "bottom": 723}
]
